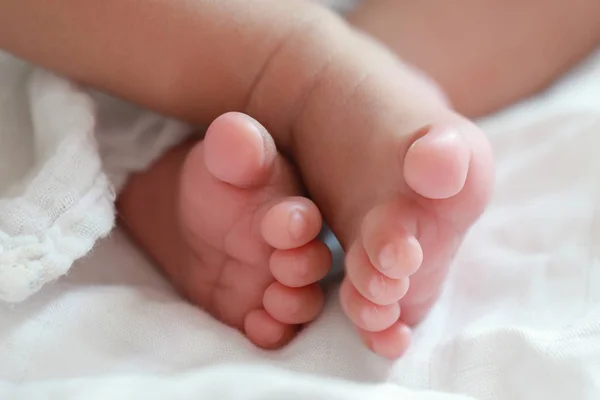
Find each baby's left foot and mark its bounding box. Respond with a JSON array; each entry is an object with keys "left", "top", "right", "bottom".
[
  {"left": 272, "top": 37, "right": 495, "bottom": 359},
  {"left": 120, "top": 112, "right": 331, "bottom": 349}
]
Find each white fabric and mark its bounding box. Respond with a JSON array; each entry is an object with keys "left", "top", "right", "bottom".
[
  {"left": 0, "top": 367, "right": 471, "bottom": 400},
  {"left": 0, "top": 55, "right": 115, "bottom": 303},
  {"left": 0, "top": 52, "right": 190, "bottom": 303}
]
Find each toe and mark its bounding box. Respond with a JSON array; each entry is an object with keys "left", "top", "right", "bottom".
[
  {"left": 357, "top": 321, "right": 412, "bottom": 359},
  {"left": 345, "top": 243, "right": 410, "bottom": 306},
  {"left": 361, "top": 203, "right": 423, "bottom": 279},
  {"left": 263, "top": 282, "right": 324, "bottom": 325},
  {"left": 204, "top": 112, "right": 277, "bottom": 188},
  {"left": 245, "top": 309, "right": 296, "bottom": 349},
  {"left": 404, "top": 124, "right": 470, "bottom": 200},
  {"left": 262, "top": 198, "right": 322, "bottom": 250},
  {"left": 339, "top": 279, "right": 400, "bottom": 332},
  {"left": 270, "top": 240, "right": 331, "bottom": 287}
]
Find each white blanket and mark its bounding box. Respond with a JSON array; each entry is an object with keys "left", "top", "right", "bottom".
[{"left": 1, "top": 38, "right": 600, "bottom": 400}]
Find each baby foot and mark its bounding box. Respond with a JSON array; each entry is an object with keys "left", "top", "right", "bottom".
[
  {"left": 277, "top": 43, "right": 495, "bottom": 359},
  {"left": 174, "top": 112, "right": 331, "bottom": 349},
  {"left": 339, "top": 122, "right": 492, "bottom": 359}
]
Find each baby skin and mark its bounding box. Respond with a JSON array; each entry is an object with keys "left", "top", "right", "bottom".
[{"left": 0, "top": 1, "right": 498, "bottom": 358}]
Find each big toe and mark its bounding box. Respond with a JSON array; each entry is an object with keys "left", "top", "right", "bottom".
[
  {"left": 204, "top": 112, "right": 277, "bottom": 188},
  {"left": 404, "top": 124, "right": 471, "bottom": 199}
]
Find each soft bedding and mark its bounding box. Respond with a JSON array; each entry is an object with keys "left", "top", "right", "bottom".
[{"left": 1, "top": 19, "right": 600, "bottom": 400}]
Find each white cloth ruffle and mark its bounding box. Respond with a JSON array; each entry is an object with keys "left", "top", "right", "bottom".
[{"left": 0, "top": 53, "right": 189, "bottom": 302}]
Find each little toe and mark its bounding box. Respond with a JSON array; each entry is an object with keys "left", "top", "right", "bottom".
[
  {"left": 263, "top": 282, "right": 324, "bottom": 325},
  {"left": 262, "top": 198, "right": 322, "bottom": 250},
  {"left": 270, "top": 240, "right": 331, "bottom": 287},
  {"left": 339, "top": 278, "right": 400, "bottom": 332},
  {"left": 404, "top": 124, "right": 471, "bottom": 200},
  {"left": 361, "top": 203, "right": 423, "bottom": 280},
  {"left": 345, "top": 243, "right": 410, "bottom": 306},
  {"left": 245, "top": 309, "right": 296, "bottom": 350},
  {"left": 358, "top": 321, "right": 412, "bottom": 359},
  {"left": 204, "top": 112, "right": 277, "bottom": 188}
]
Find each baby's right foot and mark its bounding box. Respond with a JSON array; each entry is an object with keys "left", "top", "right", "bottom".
[
  {"left": 121, "top": 112, "right": 331, "bottom": 349},
  {"left": 178, "top": 113, "right": 332, "bottom": 349}
]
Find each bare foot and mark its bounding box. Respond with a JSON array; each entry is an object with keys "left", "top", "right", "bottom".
[
  {"left": 121, "top": 112, "right": 331, "bottom": 349},
  {"left": 338, "top": 79, "right": 492, "bottom": 359},
  {"left": 338, "top": 120, "right": 491, "bottom": 359},
  {"left": 251, "top": 29, "right": 495, "bottom": 359}
]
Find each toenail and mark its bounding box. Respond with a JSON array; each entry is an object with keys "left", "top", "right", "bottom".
[
  {"left": 288, "top": 208, "right": 306, "bottom": 240},
  {"left": 369, "top": 275, "right": 386, "bottom": 298},
  {"left": 378, "top": 244, "right": 397, "bottom": 270},
  {"left": 240, "top": 114, "right": 267, "bottom": 143},
  {"left": 361, "top": 306, "right": 380, "bottom": 326}
]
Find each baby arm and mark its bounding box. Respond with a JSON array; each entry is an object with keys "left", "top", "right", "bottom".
[{"left": 347, "top": 0, "right": 600, "bottom": 117}]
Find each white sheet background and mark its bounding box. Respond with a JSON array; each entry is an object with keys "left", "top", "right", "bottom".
[{"left": 1, "top": 30, "right": 600, "bottom": 400}]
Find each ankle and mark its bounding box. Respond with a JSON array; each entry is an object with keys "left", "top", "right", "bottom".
[{"left": 244, "top": 6, "right": 350, "bottom": 155}]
